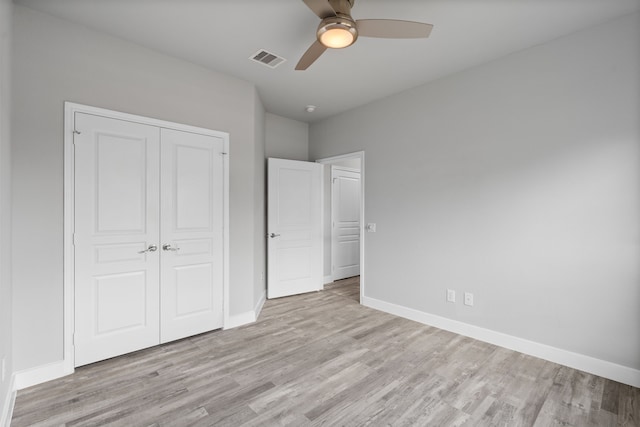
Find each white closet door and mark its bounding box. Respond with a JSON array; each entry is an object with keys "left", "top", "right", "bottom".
[
  {"left": 74, "top": 113, "right": 161, "bottom": 367},
  {"left": 331, "top": 167, "right": 361, "bottom": 280},
  {"left": 159, "top": 128, "right": 225, "bottom": 343}
]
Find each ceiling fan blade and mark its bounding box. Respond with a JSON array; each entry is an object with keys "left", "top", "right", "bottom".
[
  {"left": 295, "top": 40, "right": 328, "bottom": 70},
  {"left": 302, "top": 0, "right": 336, "bottom": 19},
  {"left": 356, "top": 19, "right": 433, "bottom": 39}
]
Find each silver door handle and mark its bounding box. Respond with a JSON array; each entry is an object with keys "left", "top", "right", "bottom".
[
  {"left": 268, "top": 233, "right": 281, "bottom": 238},
  {"left": 138, "top": 244, "right": 158, "bottom": 254},
  {"left": 162, "top": 244, "right": 180, "bottom": 252}
]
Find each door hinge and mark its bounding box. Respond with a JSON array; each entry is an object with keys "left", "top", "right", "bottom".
[
  {"left": 72, "top": 333, "right": 75, "bottom": 345},
  {"left": 72, "top": 233, "right": 76, "bottom": 246},
  {"left": 332, "top": 178, "right": 337, "bottom": 184}
]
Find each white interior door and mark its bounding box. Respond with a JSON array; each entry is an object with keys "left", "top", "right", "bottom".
[
  {"left": 331, "top": 167, "right": 361, "bottom": 280},
  {"left": 267, "top": 158, "right": 322, "bottom": 299},
  {"left": 74, "top": 113, "right": 161, "bottom": 367},
  {"left": 159, "top": 128, "right": 224, "bottom": 343}
]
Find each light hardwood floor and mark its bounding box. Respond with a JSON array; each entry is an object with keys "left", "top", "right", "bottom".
[{"left": 11, "top": 277, "right": 639, "bottom": 426}]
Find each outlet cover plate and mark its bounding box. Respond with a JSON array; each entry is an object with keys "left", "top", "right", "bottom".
[
  {"left": 464, "top": 292, "right": 474, "bottom": 306},
  {"left": 446, "top": 289, "right": 456, "bottom": 303}
]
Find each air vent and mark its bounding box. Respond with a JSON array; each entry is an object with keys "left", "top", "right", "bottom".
[{"left": 250, "top": 49, "right": 286, "bottom": 69}]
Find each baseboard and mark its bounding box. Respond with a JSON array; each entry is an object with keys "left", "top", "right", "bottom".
[
  {"left": 362, "top": 296, "right": 640, "bottom": 388},
  {"left": 14, "top": 360, "right": 70, "bottom": 391},
  {"left": 254, "top": 291, "right": 266, "bottom": 321},
  {"left": 323, "top": 275, "right": 333, "bottom": 285},
  {"left": 0, "top": 374, "right": 16, "bottom": 427}
]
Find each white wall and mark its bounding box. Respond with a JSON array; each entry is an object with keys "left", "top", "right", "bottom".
[
  {"left": 310, "top": 13, "right": 640, "bottom": 373},
  {"left": 265, "top": 113, "right": 308, "bottom": 161},
  {"left": 0, "top": 0, "right": 12, "bottom": 421},
  {"left": 11, "top": 5, "right": 264, "bottom": 372}
]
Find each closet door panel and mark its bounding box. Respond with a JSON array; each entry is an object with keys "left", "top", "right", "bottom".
[
  {"left": 159, "top": 128, "right": 225, "bottom": 343},
  {"left": 74, "top": 113, "right": 161, "bottom": 367}
]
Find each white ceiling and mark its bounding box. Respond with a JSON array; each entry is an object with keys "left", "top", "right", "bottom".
[{"left": 15, "top": 0, "right": 640, "bottom": 123}]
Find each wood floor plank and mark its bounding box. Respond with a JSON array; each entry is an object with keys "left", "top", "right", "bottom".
[
  {"left": 618, "top": 384, "right": 640, "bottom": 427},
  {"left": 11, "top": 277, "right": 639, "bottom": 426}
]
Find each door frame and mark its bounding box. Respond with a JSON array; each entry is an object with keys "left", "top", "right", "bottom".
[
  {"left": 316, "top": 151, "right": 365, "bottom": 303},
  {"left": 63, "top": 102, "right": 230, "bottom": 374}
]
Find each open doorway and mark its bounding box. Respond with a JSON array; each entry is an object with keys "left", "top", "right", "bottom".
[{"left": 316, "top": 152, "right": 365, "bottom": 303}]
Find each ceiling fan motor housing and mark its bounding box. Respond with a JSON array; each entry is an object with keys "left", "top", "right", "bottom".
[{"left": 327, "top": 0, "right": 355, "bottom": 14}]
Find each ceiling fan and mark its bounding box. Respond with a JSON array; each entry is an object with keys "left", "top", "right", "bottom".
[{"left": 296, "top": 0, "right": 433, "bottom": 70}]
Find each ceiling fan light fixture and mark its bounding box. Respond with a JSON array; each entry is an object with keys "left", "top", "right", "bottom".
[{"left": 317, "top": 16, "right": 358, "bottom": 49}]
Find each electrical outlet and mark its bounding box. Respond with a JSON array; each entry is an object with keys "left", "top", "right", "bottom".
[
  {"left": 464, "top": 292, "right": 474, "bottom": 306},
  {"left": 446, "top": 289, "right": 456, "bottom": 303}
]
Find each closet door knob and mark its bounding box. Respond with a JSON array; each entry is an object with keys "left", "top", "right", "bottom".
[
  {"left": 162, "top": 244, "right": 180, "bottom": 252},
  {"left": 138, "top": 244, "right": 158, "bottom": 254}
]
